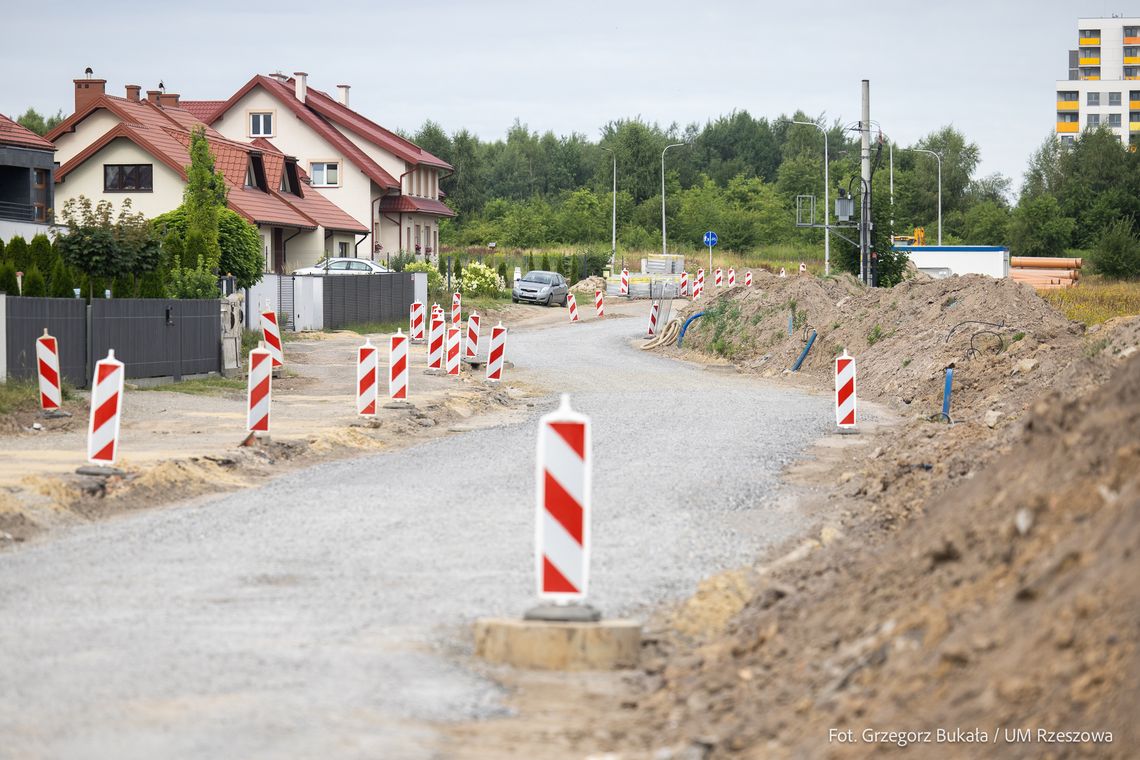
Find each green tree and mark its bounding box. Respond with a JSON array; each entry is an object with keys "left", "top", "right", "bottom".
[
  {"left": 0, "top": 238, "right": 6, "bottom": 265},
  {"left": 1089, "top": 217, "right": 1140, "bottom": 279},
  {"left": 1009, "top": 195, "right": 1076, "bottom": 257},
  {"left": 5, "top": 236, "right": 29, "bottom": 271},
  {"left": 28, "top": 234, "right": 55, "bottom": 271},
  {"left": 0, "top": 263, "right": 18, "bottom": 295},
  {"left": 48, "top": 258, "right": 75, "bottom": 298},
  {"left": 183, "top": 127, "right": 226, "bottom": 273},
  {"left": 22, "top": 266, "right": 47, "bottom": 297},
  {"left": 56, "top": 196, "right": 161, "bottom": 289},
  {"left": 962, "top": 201, "right": 1011, "bottom": 245},
  {"left": 152, "top": 206, "right": 262, "bottom": 288},
  {"left": 16, "top": 107, "right": 65, "bottom": 137}
]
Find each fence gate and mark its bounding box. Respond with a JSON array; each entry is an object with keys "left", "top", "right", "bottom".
[{"left": 277, "top": 275, "right": 296, "bottom": 331}]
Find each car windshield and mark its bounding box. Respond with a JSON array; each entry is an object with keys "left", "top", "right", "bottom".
[{"left": 523, "top": 272, "right": 554, "bottom": 285}]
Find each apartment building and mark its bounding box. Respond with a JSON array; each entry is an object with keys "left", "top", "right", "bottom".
[{"left": 1055, "top": 16, "right": 1140, "bottom": 146}]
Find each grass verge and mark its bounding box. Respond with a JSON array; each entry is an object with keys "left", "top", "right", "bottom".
[
  {"left": 1043, "top": 278, "right": 1140, "bottom": 325},
  {"left": 0, "top": 381, "right": 40, "bottom": 415},
  {"left": 140, "top": 376, "right": 246, "bottom": 396}
]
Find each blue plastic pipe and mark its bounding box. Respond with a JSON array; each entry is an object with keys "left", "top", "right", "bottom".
[
  {"left": 788, "top": 312, "right": 794, "bottom": 335},
  {"left": 941, "top": 368, "right": 954, "bottom": 422},
  {"left": 676, "top": 312, "right": 705, "bottom": 347},
  {"left": 790, "top": 330, "right": 817, "bottom": 372}
]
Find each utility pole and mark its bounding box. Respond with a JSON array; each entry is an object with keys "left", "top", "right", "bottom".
[
  {"left": 792, "top": 120, "right": 830, "bottom": 275},
  {"left": 860, "top": 79, "right": 872, "bottom": 287}
]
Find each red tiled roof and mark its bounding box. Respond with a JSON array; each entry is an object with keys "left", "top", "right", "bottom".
[
  {"left": 378, "top": 194, "right": 455, "bottom": 217},
  {"left": 251, "top": 138, "right": 368, "bottom": 233},
  {"left": 203, "top": 75, "right": 401, "bottom": 190},
  {"left": 180, "top": 100, "right": 224, "bottom": 122},
  {"left": 300, "top": 84, "right": 451, "bottom": 170},
  {"left": 0, "top": 113, "right": 54, "bottom": 150}
]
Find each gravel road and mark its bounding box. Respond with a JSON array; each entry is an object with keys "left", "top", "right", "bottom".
[{"left": 0, "top": 304, "right": 832, "bottom": 759}]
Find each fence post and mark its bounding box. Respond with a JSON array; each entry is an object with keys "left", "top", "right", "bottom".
[
  {"left": 85, "top": 302, "right": 94, "bottom": 388},
  {"left": 0, "top": 294, "right": 6, "bottom": 383}
]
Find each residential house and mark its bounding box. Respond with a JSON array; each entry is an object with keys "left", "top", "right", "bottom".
[
  {"left": 47, "top": 76, "right": 368, "bottom": 273},
  {"left": 0, "top": 113, "right": 55, "bottom": 241},
  {"left": 184, "top": 73, "right": 454, "bottom": 263}
]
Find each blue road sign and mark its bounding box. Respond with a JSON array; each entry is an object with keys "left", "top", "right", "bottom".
[{"left": 703, "top": 231, "right": 718, "bottom": 247}]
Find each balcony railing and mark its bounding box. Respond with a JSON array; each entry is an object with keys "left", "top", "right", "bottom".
[
  {"left": 1056, "top": 122, "right": 1080, "bottom": 133},
  {"left": 1056, "top": 101, "right": 1079, "bottom": 111},
  {"left": 1079, "top": 37, "right": 1101, "bottom": 45},
  {"left": 1079, "top": 57, "right": 1101, "bottom": 66},
  {"left": 1132, "top": 122, "right": 1140, "bottom": 132},
  {"left": 0, "top": 201, "right": 35, "bottom": 222}
]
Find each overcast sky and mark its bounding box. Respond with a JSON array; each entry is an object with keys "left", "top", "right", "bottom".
[{"left": 1, "top": 0, "right": 1130, "bottom": 191}]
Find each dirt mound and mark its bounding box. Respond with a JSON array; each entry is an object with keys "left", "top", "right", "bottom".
[
  {"left": 571, "top": 275, "right": 607, "bottom": 294},
  {"left": 672, "top": 272, "right": 1086, "bottom": 421},
  {"left": 628, "top": 352, "right": 1140, "bottom": 757}
]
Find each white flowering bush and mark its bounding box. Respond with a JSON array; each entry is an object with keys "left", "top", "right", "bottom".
[{"left": 459, "top": 262, "right": 502, "bottom": 296}]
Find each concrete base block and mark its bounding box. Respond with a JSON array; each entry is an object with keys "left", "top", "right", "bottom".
[{"left": 473, "top": 618, "right": 641, "bottom": 671}]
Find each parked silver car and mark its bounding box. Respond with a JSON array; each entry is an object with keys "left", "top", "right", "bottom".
[
  {"left": 512, "top": 271, "right": 569, "bottom": 306},
  {"left": 293, "top": 258, "right": 389, "bottom": 275}
]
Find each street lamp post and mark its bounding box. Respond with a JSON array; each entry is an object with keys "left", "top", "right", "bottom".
[
  {"left": 661, "top": 142, "right": 688, "bottom": 257},
  {"left": 792, "top": 120, "right": 830, "bottom": 275},
  {"left": 910, "top": 148, "right": 943, "bottom": 245},
  {"left": 601, "top": 147, "right": 617, "bottom": 266}
]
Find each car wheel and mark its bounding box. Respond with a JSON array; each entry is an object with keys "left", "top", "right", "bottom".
[
  {"left": 544, "top": 295, "right": 553, "bottom": 307},
  {"left": 560, "top": 294, "right": 567, "bottom": 307},
  {"left": 512, "top": 297, "right": 518, "bottom": 303}
]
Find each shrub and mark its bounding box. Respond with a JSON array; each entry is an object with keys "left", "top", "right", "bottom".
[
  {"left": 0, "top": 263, "right": 18, "bottom": 295},
  {"left": 22, "top": 266, "right": 47, "bottom": 296},
  {"left": 152, "top": 206, "right": 263, "bottom": 288},
  {"left": 405, "top": 260, "right": 444, "bottom": 294},
  {"left": 1089, "top": 217, "right": 1140, "bottom": 280},
  {"left": 48, "top": 258, "right": 76, "bottom": 298},
  {"left": 29, "top": 234, "right": 55, "bottom": 271},
  {"left": 459, "top": 262, "right": 501, "bottom": 297},
  {"left": 497, "top": 261, "right": 508, "bottom": 284},
  {"left": 5, "top": 236, "right": 29, "bottom": 271}
]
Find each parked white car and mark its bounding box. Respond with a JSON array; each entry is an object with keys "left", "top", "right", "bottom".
[{"left": 293, "top": 258, "right": 389, "bottom": 275}]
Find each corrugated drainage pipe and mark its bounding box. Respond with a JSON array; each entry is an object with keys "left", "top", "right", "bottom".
[
  {"left": 677, "top": 312, "right": 705, "bottom": 347},
  {"left": 790, "top": 330, "right": 818, "bottom": 372}
]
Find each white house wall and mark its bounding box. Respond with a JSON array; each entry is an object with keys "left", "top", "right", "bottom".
[
  {"left": 52, "top": 109, "right": 122, "bottom": 166},
  {"left": 56, "top": 138, "right": 185, "bottom": 219}
]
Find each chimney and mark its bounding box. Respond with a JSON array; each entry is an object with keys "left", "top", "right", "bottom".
[
  {"left": 125, "top": 84, "right": 141, "bottom": 102},
  {"left": 159, "top": 92, "right": 180, "bottom": 108},
  {"left": 146, "top": 90, "right": 161, "bottom": 104},
  {"left": 293, "top": 72, "right": 308, "bottom": 104},
  {"left": 337, "top": 84, "right": 351, "bottom": 107},
  {"left": 73, "top": 78, "right": 107, "bottom": 113}
]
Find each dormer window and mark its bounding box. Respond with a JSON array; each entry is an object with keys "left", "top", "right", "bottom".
[
  {"left": 245, "top": 163, "right": 257, "bottom": 188},
  {"left": 280, "top": 159, "right": 303, "bottom": 196},
  {"left": 249, "top": 112, "right": 274, "bottom": 137},
  {"left": 245, "top": 154, "right": 268, "bottom": 191}
]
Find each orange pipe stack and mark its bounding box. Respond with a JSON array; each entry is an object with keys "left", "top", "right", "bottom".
[{"left": 1010, "top": 257, "right": 1082, "bottom": 290}]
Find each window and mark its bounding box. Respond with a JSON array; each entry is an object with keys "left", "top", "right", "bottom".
[
  {"left": 310, "top": 162, "right": 339, "bottom": 187},
  {"left": 245, "top": 164, "right": 256, "bottom": 188},
  {"left": 1131, "top": 112, "right": 1140, "bottom": 122},
  {"left": 1079, "top": 28, "right": 1099, "bottom": 37},
  {"left": 348, "top": 260, "right": 371, "bottom": 271},
  {"left": 1127, "top": 67, "right": 1140, "bottom": 79},
  {"left": 1061, "top": 135, "right": 1076, "bottom": 145},
  {"left": 1088, "top": 92, "right": 1100, "bottom": 106},
  {"left": 1108, "top": 113, "right": 1122, "bottom": 128},
  {"left": 1087, "top": 114, "right": 1101, "bottom": 127},
  {"left": 1110, "top": 92, "right": 1122, "bottom": 106},
  {"left": 1058, "top": 90, "right": 1078, "bottom": 101},
  {"left": 249, "top": 112, "right": 273, "bottom": 137},
  {"left": 1126, "top": 26, "right": 1139, "bottom": 37},
  {"left": 1131, "top": 90, "right": 1140, "bottom": 101},
  {"left": 326, "top": 260, "right": 350, "bottom": 271},
  {"left": 338, "top": 241, "right": 349, "bottom": 257},
  {"left": 104, "top": 164, "right": 153, "bottom": 191}
]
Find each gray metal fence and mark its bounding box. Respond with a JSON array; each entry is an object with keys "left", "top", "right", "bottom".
[
  {"left": 322, "top": 273, "right": 415, "bottom": 329},
  {"left": 4, "top": 297, "right": 88, "bottom": 386},
  {"left": 2, "top": 297, "right": 221, "bottom": 387}
]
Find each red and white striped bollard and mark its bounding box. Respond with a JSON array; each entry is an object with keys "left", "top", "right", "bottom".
[
  {"left": 36, "top": 329, "right": 62, "bottom": 411},
  {"left": 567, "top": 293, "right": 580, "bottom": 323},
  {"left": 680, "top": 271, "right": 689, "bottom": 297},
  {"left": 445, "top": 325, "right": 461, "bottom": 375},
  {"left": 247, "top": 343, "right": 272, "bottom": 433},
  {"left": 486, "top": 322, "right": 506, "bottom": 383},
  {"left": 357, "top": 338, "right": 378, "bottom": 416},
  {"left": 594, "top": 289, "right": 604, "bottom": 318},
  {"left": 535, "top": 393, "right": 591, "bottom": 599},
  {"left": 836, "top": 350, "right": 857, "bottom": 428},
  {"left": 451, "top": 292, "right": 462, "bottom": 326},
  {"left": 620, "top": 268, "right": 629, "bottom": 296},
  {"left": 466, "top": 311, "right": 481, "bottom": 360},
  {"left": 409, "top": 301, "right": 426, "bottom": 343},
  {"left": 87, "top": 349, "right": 125, "bottom": 464},
  {"left": 646, "top": 300, "right": 660, "bottom": 337},
  {"left": 728, "top": 268, "right": 736, "bottom": 287},
  {"left": 745, "top": 271, "right": 753, "bottom": 287},
  {"left": 714, "top": 268, "right": 723, "bottom": 288},
  {"left": 427, "top": 315, "right": 445, "bottom": 372},
  {"left": 260, "top": 310, "right": 284, "bottom": 367},
  {"left": 389, "top": 329, "right": 409, "bottom": 401}
]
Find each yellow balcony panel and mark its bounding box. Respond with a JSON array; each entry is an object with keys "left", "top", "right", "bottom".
[
  {"left": 1057, "top": 122, "right": 1080, "bottom": 133},
  {"left": 1125, "top": 36, "right": 1140, "bottom": 44},
  {"left": 1132, "top": 122, "right": 1140, "bottom": 132},
  {"left": 1056, "top": 101, "right": 1080, "bottom": 111},
  {"left": 1079, "top": 37, "right": 1101, "bottom": 45},
  {"left": 1128, "top": 75, "right": 1140, "bottom": 80},
  {"left": 1079, "top": 57, "right": 1101, "bottom": 65},
  {"left": 1131, "top": 100, "right": 1140, "bottom": 109},
  {"left": 1126, "top": 57, "right": 1140, "bottom": 65},
  {"left": 1083, "top": 75, "right": 1101, "bottom": 80}
]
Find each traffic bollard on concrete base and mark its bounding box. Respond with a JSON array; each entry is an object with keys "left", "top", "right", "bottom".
[{"left": 473, "top": 617, "right": 641, "bottom": 671}]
